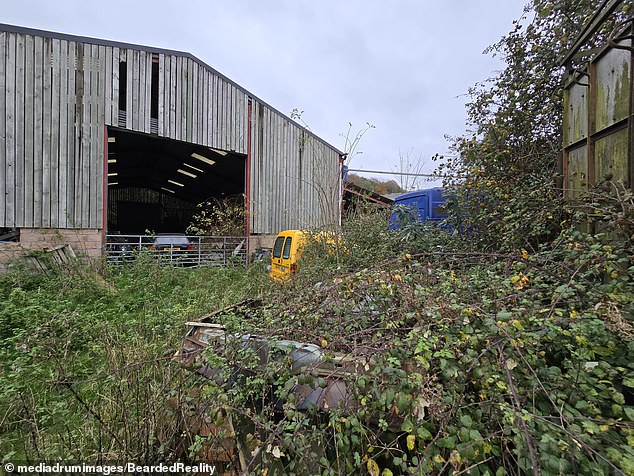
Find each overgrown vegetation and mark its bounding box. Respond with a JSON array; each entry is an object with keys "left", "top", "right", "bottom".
[
  {"left": 1, "top": 188, "right": 632, "bottom": 474},
  {"left": 438, "top": 0, "right": 632, "bottom": 252},
  {"left": 187, "top": 195, "right": 246, "bottom": 236},
  {"left": 1, "top": 1, "right": 633, "bottom": 475},
  {"left": 347, "top": 174, "right": 404, "bottom": 195},
  {"left": 0, "top": 255, "right": 270, "bottom": 464},
  {"left": 166, "top": 0, "right": 633, "bottom": 474},
  {"left": 185, "top": 184, "right": 631, "bottom": 474}
]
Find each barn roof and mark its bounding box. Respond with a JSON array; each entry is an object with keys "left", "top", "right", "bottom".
[{"left": 0, "top": 22, "right": 343, "bottom": 155}]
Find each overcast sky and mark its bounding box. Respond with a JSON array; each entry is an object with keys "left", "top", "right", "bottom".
[{"left": 3, "top": 1, "right": 527, "bottom": 188}]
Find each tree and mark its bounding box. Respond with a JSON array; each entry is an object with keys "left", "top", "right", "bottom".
[
  {"left": 186, "top": 195, "right": 245, "bottom": 236},
  {"left": 438, "top": 0, "right": 612, "bottom": 251},
  {"left": 392, "top": 148, "right": 430, "bottom": 191},
  {"left": 346, "top": 173, "right": 403, "bottom": 194},
  {"left": 339, "top": 121, "right": 376, "bottom": 166}
]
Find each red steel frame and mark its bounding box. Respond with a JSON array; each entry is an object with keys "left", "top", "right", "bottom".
[
  {"left": 245, "top": 98, "right": 252, "bottom": 252},
  {"left": 102, "top": 126, "right": 108, "bottom": 246}
]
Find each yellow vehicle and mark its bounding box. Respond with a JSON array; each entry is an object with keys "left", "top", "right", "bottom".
[
  {"left": 269, "top": 230, "right": 306, "bottom": 282},
  {"left": 269, "top": 229, "right": 347, "bottom": 282}
]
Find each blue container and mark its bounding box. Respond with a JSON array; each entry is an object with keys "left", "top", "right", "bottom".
[{"left": 389, "top": 187, "right": 447, "bottom": 230}]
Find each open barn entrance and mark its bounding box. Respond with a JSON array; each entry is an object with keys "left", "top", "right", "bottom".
[{"left": 105, "top": 127, "right": 246, "bottom": 235}]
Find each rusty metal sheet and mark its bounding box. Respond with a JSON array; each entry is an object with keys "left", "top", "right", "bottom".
[
  {"left": 595, "top": 127, "right": 630, "bottom": 184},
  {"left": 566, "top": 146, "right": 588, "bottom": 198},
  {"left": 563, "top": 81, "right": 589, "bottom": 147},
  {"left": 173, "top": 309, "right": 364, "bottom": 413},
  {"left": 594, "top": 39, "right": 631, "bottom": 132}
]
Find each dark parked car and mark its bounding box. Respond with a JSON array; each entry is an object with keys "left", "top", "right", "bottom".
[
  {"left": 149, "top": 234, "right": 193, "bottom": 262},
  {"left": 106, "top": 234, "right": 134, "bottom": 262}
]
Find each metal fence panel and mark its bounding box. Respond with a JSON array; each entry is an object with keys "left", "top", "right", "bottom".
[{"left": 105, "top": 234, "right": 247, "bottom": 267}]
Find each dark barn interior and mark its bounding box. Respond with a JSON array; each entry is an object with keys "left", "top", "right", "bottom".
[{"left": 106, "top": 128, "right": 246, "bottom": 234}]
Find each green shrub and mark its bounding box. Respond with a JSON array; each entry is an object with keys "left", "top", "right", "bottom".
[{"left": 190, "top": 193, "right": 633, "bottom": 474}]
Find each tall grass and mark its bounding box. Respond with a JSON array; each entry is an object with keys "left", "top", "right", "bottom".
[{"left": 0, "top": 257, "right": 269, "bottom": 463}]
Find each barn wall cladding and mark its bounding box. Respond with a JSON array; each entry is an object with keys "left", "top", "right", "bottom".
[{"left": 0, "top": 24, "right": 342, "bottom": 236}]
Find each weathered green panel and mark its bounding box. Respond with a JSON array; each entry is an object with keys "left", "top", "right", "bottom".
[
  {"left": 594, "top": 40, "right": 631, "bottom": 132},
  {"left": 594, "top": 128, "right": 629, "bottom": 184},
  {"left": 563, "top": 81, "right": 588, "bottom": 147},
  {"left": 566, "top": 146, "right": 588, "bottom": 199}
]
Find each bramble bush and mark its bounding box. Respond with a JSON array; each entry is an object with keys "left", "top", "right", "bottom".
[
  {"left": 193, "top": 185, "right": 633, "bottom": 475},
  {"left": 186, "top": 195, "right": 246, "bottom": 236},
  {"left": 0, "top": 186, "right": 632, "bottom": 474}
]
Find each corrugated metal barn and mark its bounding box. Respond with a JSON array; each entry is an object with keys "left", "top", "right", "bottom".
[{"left": 0, "top": 23, "right": 343, "bottom": 257}]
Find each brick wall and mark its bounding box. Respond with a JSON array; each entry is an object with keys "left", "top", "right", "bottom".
[
  {"left": 0, "top": 241, "right": 24, "bottom": 268},
  {"left": 20, "top": 229, "right": 103, "bottom": 257},
  {"left": 0, "top": 228, "right": 103, "bottom": 267}
]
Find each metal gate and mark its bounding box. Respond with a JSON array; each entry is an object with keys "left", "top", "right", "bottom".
[{"left": 105, "top": 234, "right": 247, "bottom": 267}]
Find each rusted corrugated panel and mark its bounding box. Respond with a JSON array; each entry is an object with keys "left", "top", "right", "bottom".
[
  {"left": 595, "top": 128, "right": 629, "bottom": 184},
  {"left": 173, "top": 316, "right": 359, "bottom": 412},
  {"left": 566, "top": 146, "right": 588, "bottom": 198},
  {"left": 563, "top": 81, "right": 588, "bottom": 148},
  {"left": 594, "top": 40, "right": 631, "bottom": 133}
]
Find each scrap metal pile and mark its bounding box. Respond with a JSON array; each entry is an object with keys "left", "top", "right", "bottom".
[
  {"left": 172, "top": 302, "right": 365, "bottom": 412},
  {"left": 169, "top": 300, "right": 375, "bottom": 472}
]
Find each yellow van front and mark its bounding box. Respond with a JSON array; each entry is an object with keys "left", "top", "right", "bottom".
[{"left": 269, "top": 230, "right": 306, "bottom": 282}]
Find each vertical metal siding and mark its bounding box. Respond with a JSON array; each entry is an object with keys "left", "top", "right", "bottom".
[
  {"left": 248, "top": 99, "right": 340, "bottom": 234},
  {"left": 1, "top": 26, "right": 340, "bottom": 232},
  {"left": 563, "top": 82, "right": 588, "bottom": 148},
  {"left": 594, "top": 45, "right": 630, "bottom": 132},
  {"left": 566, "top": 146, "right": 588, "bottom": 198},
  {"left": 4, "top": 33, "right": 16, "bottom": 227},
  {"left": 595, "top": 128, "right": 629, "bottom": 184},
  {"left": 0, "top": 32, "right": 6, "bottom": 226}
]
